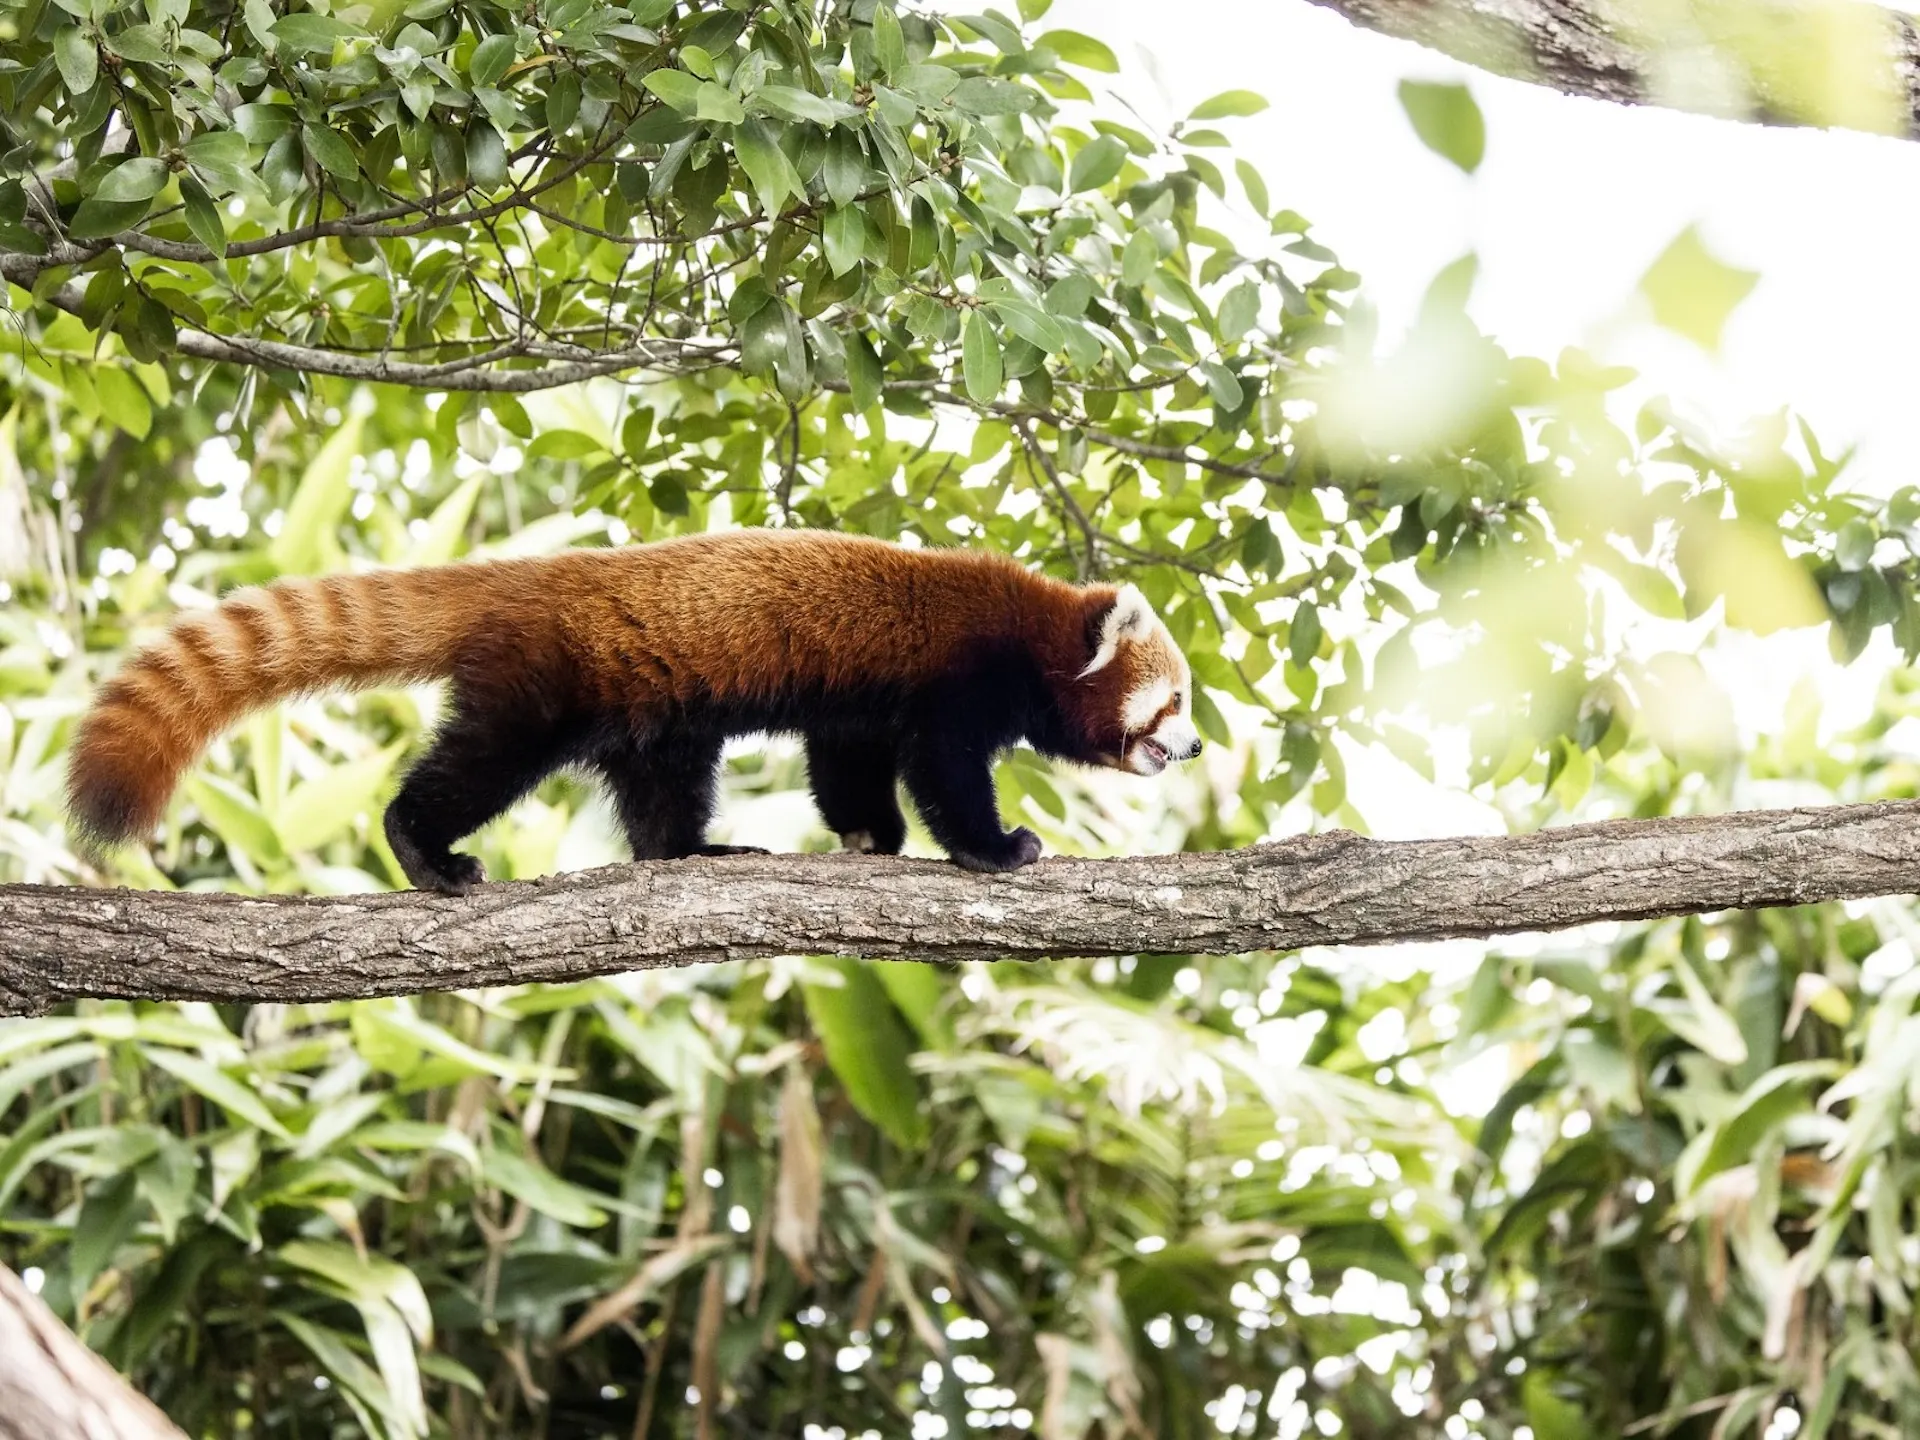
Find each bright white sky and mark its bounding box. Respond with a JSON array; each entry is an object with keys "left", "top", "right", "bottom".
[{"left": 1050, "top": 0, "right": 1920, "bottom": 479}]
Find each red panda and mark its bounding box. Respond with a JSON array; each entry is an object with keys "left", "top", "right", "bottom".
[{"left": 67, "top": 530, "right": 1202, "bottom": 894}]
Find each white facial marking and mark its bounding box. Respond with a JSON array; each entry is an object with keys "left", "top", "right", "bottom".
[
  {"left": 1148, "top": 713, "right": 1201, "bottom": 763},
  {"left": 1079, "top": 583, "right": 1155, "bottom": 678},
  {"left": 1122, "top": 676, "right": 1173, "bottom": 731},
  {"left": 1125, "top": 665, "right": 1199, "bottom": 775}
]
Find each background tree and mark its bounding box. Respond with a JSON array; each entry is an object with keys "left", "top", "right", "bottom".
[{"left": 3, "top": 0, "right": 1920, "bottom": 1436}]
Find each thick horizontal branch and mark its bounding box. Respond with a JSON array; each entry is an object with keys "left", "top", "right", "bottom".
[
  {"left": 1304, "top": 0, "right": 1920, "bottom": 140},
  {"left": 3, "top": 801, "right": 1918, "bottom": 1016},
  {"left": 0, "top": 1265, "right": 187, "bottom": 1440}
]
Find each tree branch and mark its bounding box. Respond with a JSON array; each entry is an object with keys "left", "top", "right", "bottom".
[
  {"left": 1303, "top": 0, "right": 1920, "bottom": 140},
  {"left": 0, "top": 1265, "right": 188, "bottom": 1440},
  {"left": 0, "top": 247, "right": 732, "bottom": 392},
  {"left": 4, "top": 801, "right": 1919, "bottom": 1017}
]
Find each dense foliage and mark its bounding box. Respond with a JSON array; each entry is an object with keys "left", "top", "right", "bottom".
[{"left": 4, "top": 0, "right": 1920, "bottom": 1436}]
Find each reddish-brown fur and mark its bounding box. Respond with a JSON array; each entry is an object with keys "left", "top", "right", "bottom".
[{"left": 68, "top": 531, "right": 1136, "bottom": 853}]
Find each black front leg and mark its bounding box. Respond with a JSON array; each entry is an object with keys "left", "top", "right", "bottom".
[{"left": 900, "top": 726, "right": 1040, "bottom": 873}]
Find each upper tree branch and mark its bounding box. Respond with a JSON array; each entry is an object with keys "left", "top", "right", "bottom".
[
  {"left": 4, "top": 801, "right": 1919, "bottom": 1018},
  {"left": 1304, "top": 0, "right": 1920, "bottom": 140},
  {"left": 0, "top": 247, "right": 732, "bottom": 393}
]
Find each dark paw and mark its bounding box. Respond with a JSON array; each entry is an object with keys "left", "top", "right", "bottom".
[
  {"left": 694, "top": 844, "right": 771, "bottom": 857},
  {"left": 418, "top": 853, "right": 485, "bottom": 897},
  {"left": 950, "top": 827, "right": 1043, "bottom": 874}
]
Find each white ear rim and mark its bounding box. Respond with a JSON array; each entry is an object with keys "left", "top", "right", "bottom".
[{"left": 1078, "top": 584, "right": 1154, "bottom": 678}]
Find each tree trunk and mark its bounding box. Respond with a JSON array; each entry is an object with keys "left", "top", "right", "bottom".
[
  {"left": 0, "top": 1265, "right": 188, "bottom": 1440},
  {"left": 1302, "top": 0, "right": 1920, "bottom": 140},
  {"left": 3, "top": 800, "right": 1918, "bottom": 1017}
]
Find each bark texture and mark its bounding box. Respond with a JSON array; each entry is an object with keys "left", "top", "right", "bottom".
[
  {"left": 3, "top": 801, "right": 1919, "bottom": 1017},
  {"left": 1303, "top": 0, "right": 1920, "bottom": 140},
  {"left": 0, "top": 1265, "right": 188, "bottom": 1440}
]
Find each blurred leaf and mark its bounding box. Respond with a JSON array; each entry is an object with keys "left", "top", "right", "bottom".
[
  {"left": 1639, "top": 225, "right": 1759, "bottom": 351},
  {"left": 803, "top": 958, "right": 927, "bottom": 1150}
]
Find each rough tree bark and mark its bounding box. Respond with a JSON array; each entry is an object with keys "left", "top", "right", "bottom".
[
  {"left": 1302, "top": 0, "right": 1920, "bottom": 140},
  {"left": 0, "top": 1264, "right": 188, "bottom": 1440},
  {"left": 3, "top": 800, "right": 1919, "bottom": 1018}
]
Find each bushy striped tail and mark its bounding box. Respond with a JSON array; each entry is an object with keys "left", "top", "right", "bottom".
[{"left": 68, "top": 569, "right": 477, "bottom": 851}]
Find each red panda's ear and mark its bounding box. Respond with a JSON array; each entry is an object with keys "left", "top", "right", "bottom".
[{"left": 1079, "top": 584, "right": 1152, "bottom": 677}]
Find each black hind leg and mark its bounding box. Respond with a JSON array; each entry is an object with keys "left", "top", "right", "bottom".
[
  {"left": 601, "top": 730, "right": 767, "bottom": 860},
  {"left": 806, "top": 730, "right": 905, "bottom": 855},
  {"left": 385, "top": 707, "right": 575, "bottom": 896}
]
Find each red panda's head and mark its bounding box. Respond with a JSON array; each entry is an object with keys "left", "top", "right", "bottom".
[{"left": 1063, "top": 584, "right": 1202, "bottom": 776}]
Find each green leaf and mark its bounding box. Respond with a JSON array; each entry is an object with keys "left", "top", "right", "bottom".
[
  {"left": 1235, "top": 157, "right": 1269, "bottom": 215},
  {"left": 405, "top": 473, "right": 485, "bottom": 566},
  {"left": 303, "top": 124, "right": 361, "bottom": 182},
  {"left": 184, "top": 131, "right": 252, "bottom": 180},
  {"left": 465, "top": 123, "right": 507, "bottom": 188},
  {"left": 695, "top": 80, "right": 745, "bottom": 124},
  {"left": 1188, "top": 89, "right": 1269, "bottom": 120},
  {"left": 963, "top": 309, "right": 1003, "bottom": 403},
  {"left": 823, "top": 205, "right": 865, "bottom": 276},
  {"left": 280, "top": 1241, "right": 432, "bottom": 1338},
  {"left": 104, "top": 20, "right": 171, "bottom": 63},
  {"left": 54, "top": 27, "right": 97, "bottom": 94},
  {"left": 92, "top": 367, "right": 152, "bottom": 439},
  {"left": 1678, "top": 1061, "right": 1837, "bottom": 1196},
  {"left": 734, "top": 119, "right": 802, "bottom": 215},
  {"left": 1218, "top": 280, "right": 1259, "bottom": 342},
  {"left": 143, "top": 1049, "right": 292, "bottom": 1138},
  {"left": 1523, "top": 1373, "right": 1587, "bottom": 1440},
  {"left": 1837, "top": 517, "right": 1877, "bottom": 571},
  {"left": 642, "top": 69, "right": 701, "bottom": 112},
  {"left": 1638, "top": 225, "right": 1759, "bottom": 352},
  {"left": 823, "top": 131, "right": 868, "bottom": 206},
  {"left": 276, "top": 1313, "right": 409, "bottom": 1434},
  {"left": 468, "top": 32, "right": 515, "bottom": 88},
  {"left": 1036, "top": 28, "right": 1117, "bottom": 71},
  {"left": 234, "top": 103, "right": 298, "bottom": 145},
  {"left": 68, "top": 198, "right": 149, "bottom": 239},
  {"left": 270, "top": 12, "right": 357, "bottom": 54},
  {"left": 989, "top": 297, "right": 1065, "bottom": 353},
  {"left": 950, "top": 76, "right": 1036, "bottom": 115},
  {"left": 524, "top": 429, "right": 607, "bottom": 461},
  {"left": 846, "top": 332, "right": 881, "bottom": 412},
  {"left": 872, "top": 3, "right": 906, "bottom": 76},
  {"left": 183, "top": 774, "right": 285, "bottom": 864},
  {"left": 1289, "top": 602, "right": 1323, "bottom": 667},
  {"left": 270, "top": 414, "right": 363, "bottom": 574},
  {"left": 72, "top": 1172, "right": 143, "bottom": 1292},
  {"left": 803, "top": 958, "right": 928, "bottom": 1149},
  {"left": 1120, "top": 229, "right": 1157, "bottom": 287},
  {"left": 1067, "top": 134, "right": 1126, "bottom": 193},
  {"left": 481, "top": 1147, "right": 610, "bottom": 1227},
  {"left": 274, "top": 744, "right": 405, "bottom": 852},
  {"left": 95, "top": 157, "right": 169, "bottom": 203},
  {"left": 1397, "top": 80, "right": 1485, "bottom": 174},
  {"left": 1200, "top": 359, "right": 1243, "bottom": 409},
  {"left": 754, "top": 83, "right": 856, "bottom": 125}
]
